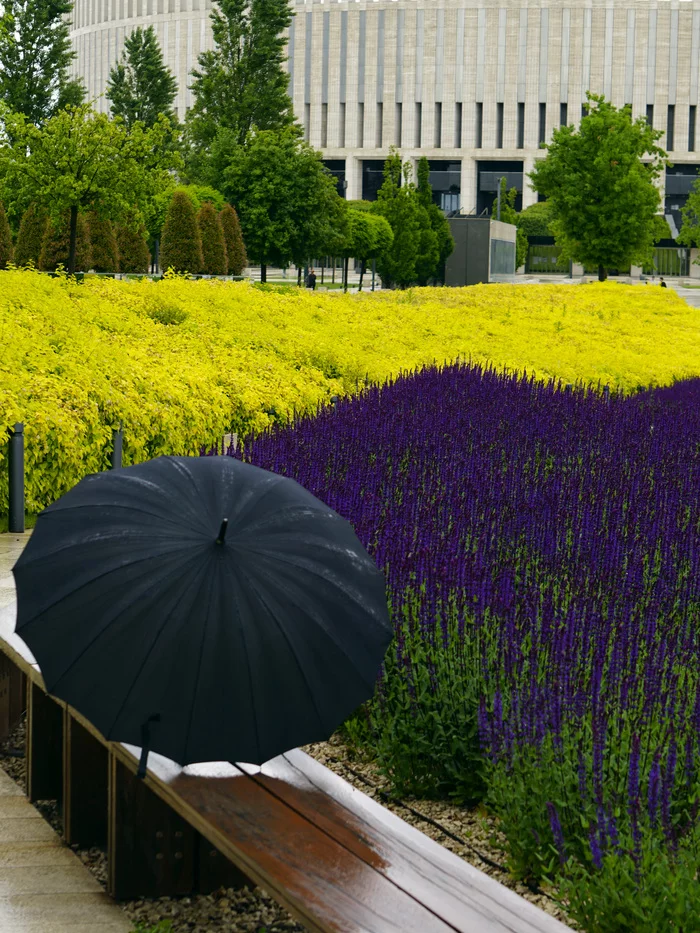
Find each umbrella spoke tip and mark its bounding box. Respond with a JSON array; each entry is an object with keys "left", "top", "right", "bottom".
[{"left": 216, "top": 518, "right": 229, "bottom": 545}]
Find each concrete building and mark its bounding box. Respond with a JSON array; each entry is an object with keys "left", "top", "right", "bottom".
[{"left": 71, "top": 0, "right": 700, "bottom": 235}]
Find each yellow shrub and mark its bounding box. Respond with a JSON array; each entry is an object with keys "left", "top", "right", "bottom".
[{"left": 1, "top": 272, "right": 698, "bottom": 516}]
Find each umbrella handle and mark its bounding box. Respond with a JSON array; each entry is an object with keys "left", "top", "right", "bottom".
[{"left": 136, "top": 714, "right": 161, "bottom": 779}]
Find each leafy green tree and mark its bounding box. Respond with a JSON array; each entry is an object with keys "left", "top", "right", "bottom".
[
  {"left": 87, "top": 212, "right": 119, "bottom": 272},
  {"left": 416, "top": 157, "right": 454, "bottom": 284},
  {"left": 491, "top": 178, "right": 529, "bottom": 270},
  {"left": 14, "top": 203, "right": 47, "bottom": 265},
  {"left": 0, "top": 0, "right": 84, "bottom": 127},
  {"left": 186, "top": 0, "right": 295, "bottom": 184},
  {"left": 517, "top": 200, "right": 557, "bottom": 238},
  {"left": 159, "top": 190, "right": 203, "bottom": 274},
  {"left": 222, "top": 126, "right": 343, "bottom": 282},
  {"left": 106, "top": 26, "right": 178, "bottom": 129},
  {"left": 529, "top": 93, "right": 668, "bottom": 281},
  {"left": 344, "top": 206, "right": 394, "bottom": 290},
  {"left": 0, "top": 104, "right": 179, "bottom": 274},
  {"left": 198, "top": 201, "right": 227, "bottom": 274},
  {"left": 220, "top": 204, "right": 247, "bottom": 275},
  {"left": 39, "top": 211, "right": 92, "bottom": 271},
  {"left": 115, "top": 211, "right": 150, "bottom": 273},
  {"left": 373, "top": 150, "right": 422, "bottom": 289},
  {"left": 0, "top": 201, "right": 12, "bottom": 268},
  {"left": 676, "top": 176, "right": 700, "bottom": 257}
]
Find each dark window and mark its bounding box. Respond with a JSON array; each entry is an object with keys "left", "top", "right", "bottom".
[
  {"left": 475, "top": 102, "right": 483, "bottom": 149},
  {"left": 455, "top": 102, "right": 463, "bottom": 148},
  {"left": 362, "top": 160, "right": 386, "bottom": 201},
  {"left": 560, "top": 102, "right": 568, "bottom": 126},
  {"left": 581, "top": 102, "right": 587, "bottom": 120},
  {"left": 304, "top": 103, "right": 310, "bottom": 142},
  {"left": 647, "top": 104, "right": 654, "bottom": 128},
  {"left": 667, "top": 104, "right": 675, "bottom": 151},
  {"left": 496, "top": 102, "right": 504, "bottom": 148},
  {"left": 539, "top": 103, "right": 546, "bottom": 145},
  {"left": 415, "top": 102, "right": 422, "bottom": 147},
  {"left": 435, "top": 102, "right": 442, "bottom": 148},
  {"left": 321, "top": 103, "right": 328, "bottom": 148},
  {"left": 376, "top": 102, "right": 383, "bottom": 148},
  {"left": 323, "top": 160, "right": 346, "bottom": 198},
  {"left": 517, "top": 102, "right": 525, "bottom": 148},
  {"left": 395, "top": 102, "right": 402, "bottom": 146},
  {"left": 690, "top": 106, "right": 697, "bottom": 152},
  {"left": 358, "top": 102, "right": 364, "bottom": 148},
  {"left": 339, "top": 103, "right": 346, "bottom": 148}
]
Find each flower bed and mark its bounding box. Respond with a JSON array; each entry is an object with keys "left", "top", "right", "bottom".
[{"left": 231, "top": 365, "right": 700, "bottom": 929}]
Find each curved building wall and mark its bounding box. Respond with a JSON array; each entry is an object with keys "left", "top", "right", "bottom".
[{"left": 71, "top": 0, "right": 700, "bottom": 216}]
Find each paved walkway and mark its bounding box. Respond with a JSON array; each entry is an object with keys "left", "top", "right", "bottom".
[{"left": 0, "top": 533, "right": 132, "bottom": 933}]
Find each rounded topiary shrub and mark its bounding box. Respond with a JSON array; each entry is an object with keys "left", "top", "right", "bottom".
[
  {"left": 15, "top": 204, "right": 48, "bottom": 267},
  {"left": 159, "top": 190, "right": 203, "bottom": 275},
  {"left": 198, "top": 202, "right": 228, "bottom": 276},
  {"left": 39, "top": 212, "right": 92, "bottom": 272},
  {"left": 220, "top": 204, "right": 247, "bottom": 276},
  {"left": 87, "top": 212, "right": 119, "bottom": 273},
  {"left": 0, "top": 202, "right": 13, "bottom": 270},
  {"left": 115, "top": 214, "right": 151, "bottom": 274}
]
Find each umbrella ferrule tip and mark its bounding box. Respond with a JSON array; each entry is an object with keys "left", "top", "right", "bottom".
[{"left": 216, "top": 518, "right": 229, "bottom": 545}]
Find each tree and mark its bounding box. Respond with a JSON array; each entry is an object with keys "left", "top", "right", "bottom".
[
  {"left": 220, "top": 204, "right": 247, "bottom": 275},
  {"left": 344, "top": 206, "right": 393, "bottom": 291},
  {"left": 87, "top": 212, "right": 119, "bottom": 272},
  {"left": 222, "top": 126, "right": 343, "bottom": 282},
  {"left": 39, "top": 211, "right": 92, "bottom": 272},
  {"left": 159, "top": 190, "right": 203, "bottom": 274},
  {"left": 517, "top": 201, "right": 557, "bottom": 238},
  {"left": 106, "top": 26, "right": 178, "bottom": 129},
  {"left": 0, "top": 201, "right": 12, "bottom": 268},
  {"left": 14, "top": 203, "right": 47, "bottom": 266},
  {"left": 186, "top": 0, "right": 295, "bottom": 184},
  {"left": 491, "top": 178, "right": 529, "bottom": 271},
  {"left": 416, "top": 157, "right": 454, "bottom": 284},
  {"left": 373, "top": 150, "right": 422, "bottom": 289},
  {"left": 676, "top": 176, "right": 700, "bottom": 254},
  {"left": 529, "top": 93, "right": 668, "bottom": 281},
  {"left": 198, "top": 201, "right": 227, "bottom": 275},
  {"left": 115, "top": 211, "right": 150, "bottom": 273},
  {"left": 0, "top": 0, "right": 84, "bottom": 128},
  {"left": 0, "top": 104, "right": 179, "bottom": 274}
]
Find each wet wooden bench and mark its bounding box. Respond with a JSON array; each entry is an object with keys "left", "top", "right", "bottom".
[{"left": 0, "top": 559, "right": 571, "bottom": 932}]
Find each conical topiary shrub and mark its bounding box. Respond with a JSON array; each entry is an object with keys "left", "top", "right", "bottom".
[
  {"left": 115, "top": 213, "right": 151, "bottom": 274},
  {"left": 159, "top": 190, "right": 203, "bottom": 274},
  {"left": 220, "top": 204, "right": 247, "bottom": 276},
  {"left": 0, "top": 202, "right": 13, "bottom": 270},
  {"left": 87, "top": 212, "right": 119, "bottom": 273},
  {"left": 198, "top": 202, "right": 227, "bottom": 275},
  {"left": 15, "top": 204, "right": 48, "bottom": 267},
  {"left": 39, "top": 212, "right": 92, "bottom": 272}
]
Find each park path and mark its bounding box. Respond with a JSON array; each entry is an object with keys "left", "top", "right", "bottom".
[{"left": 0, "top": 532, "right": 133, "bottom": 933}]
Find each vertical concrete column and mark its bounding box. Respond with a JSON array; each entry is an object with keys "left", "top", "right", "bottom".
[
  {"left": 460, "top": 157, "right": 477, "bottom": 214},
  {"left": 345, "top": 155, "right": 363, "bottom": 202},
  {"left": 521, "top": 157, "right": 538, "bottom": 208}
]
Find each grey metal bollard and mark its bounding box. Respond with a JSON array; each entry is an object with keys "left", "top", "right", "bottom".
[
  {"left": 111, "top": 423, "right": 123, "bottom": 470},
  {"left": 8, "top": 423, "right": 25, "bottom": 533}
]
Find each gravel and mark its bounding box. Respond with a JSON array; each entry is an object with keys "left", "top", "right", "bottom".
[{"left": 0, "top": 715, "right": 574, "bottom": 931}]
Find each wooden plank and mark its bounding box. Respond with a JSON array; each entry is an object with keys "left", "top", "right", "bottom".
[
  {"left": 0, "top": 654, "right": 24, "bottom": 742},
  {"left": 63, "top": 711, "right": 108, "bottom": 849},
  {"left": 194, "top": 832, "right": 252, "bottom": 894},
  {"left": 26, "top": 684, "right": 62, "bottom": 804}
]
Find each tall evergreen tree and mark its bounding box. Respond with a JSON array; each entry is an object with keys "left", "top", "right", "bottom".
[
  {"left": 186, "top": 0, "right": 295, "bottom": 184},
  {"left": 159, "top": 190, "right": 203, "bottom": 274},
  {"left": 106, "top": 26, "right": 178, "bottom": 129},
  {"left": 0, "top": 0, "right": 84, "bottom": 126},
  {"left": 416, "top": 157, "right": 454, "bottom": 285},
  {"left": 0, "top": 202, "right": 13, "bottom": 269},
  {"left": 220, "top": 204, "right": 247, "bottom": 275},
  {"left": 39, "top": 211, "right": 92, "bottom": 272},
  {"left": 115, "top": 212, "right": 150, "bottom": 273},
  {"left": 198, "top": 202, "right": 228, "bottom": 274},
  {"left": 87, "top": 212, "right": 119, "bottom": 272},
  {"left": 14, "top": 203, "right": 48, "bottom": 266},
  {"left": 373, "top": 151, "right": 422, "bottom": 289}
]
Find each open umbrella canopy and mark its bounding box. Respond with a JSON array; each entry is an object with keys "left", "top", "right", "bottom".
[{"left": 12, "top": 456, "right": 392, "bottom": 767}]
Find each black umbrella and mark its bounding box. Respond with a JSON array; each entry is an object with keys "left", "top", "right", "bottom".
[{"left": 13, "top": 456, "right": 392, "bottom": 775}]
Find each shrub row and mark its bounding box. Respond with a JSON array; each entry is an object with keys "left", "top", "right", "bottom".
[{"left": 159, "top": 192, "right": 247, "bottom": 277}]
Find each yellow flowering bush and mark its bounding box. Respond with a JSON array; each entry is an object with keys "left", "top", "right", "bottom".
[{"left": 1, "top": 270, "right": 698, "bottom": 515}]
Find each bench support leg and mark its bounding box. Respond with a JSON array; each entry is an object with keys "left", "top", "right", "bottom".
[
  {"left": 27, "top": 683, "right": 63, "bottom": 803},
  {"left": 63, "top": 710, "right": 108, "bottom": 848},
  {"left": 0, "top": 655, "right": 25, "bottom": 743}
]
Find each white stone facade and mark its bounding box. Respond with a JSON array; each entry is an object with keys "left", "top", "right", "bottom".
[{"left": 71, "top": 0, "right": 700, "bottom": 212}]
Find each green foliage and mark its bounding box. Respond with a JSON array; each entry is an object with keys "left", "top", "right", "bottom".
[
  {"left": 373, "top": 150, "right": 422, "bottom": 288},
  {"left": 0, "top": 201, "right": 12, "bottom": 269},
  {"left": 39, "top": 211, "right": 92, "bottom": 272},
  {"left": 0, "top": 0, "right": 84, "bottom": 126},
  {"left": 517, "top": 200, "right": 556, "bottom": 238},
  {"left": 220, "top": 203, "right": 247, "bottom": 275},
  {"left": 160, "top": 190, "right": 203, "bottom": 274},
  {"left": 198, "top": 201, "right": 227, "bottom": 275},
  {"left": 492, "top": 178, "right": 529, "bottom": 270},
  {"left": 106, "top": 26, "right": 178, "bottom": 129},
  {"left": 416, "top": 156, "right": 454, "bottom": 284},
  {"left": 676, "top": 174, "right": 700, "bottom": 251},
  {"left": 0, "top": 103, "right": 180, "bottom": 274},
  {"left": 529, "top": 93, "right": 668, "bottom": 281},
  {"left": 87, "top": 212, "right": 119, "bottom": 273},
  {"left": 14, "top": 203, "right": 47, "bottom": 266},
  {"left": 186, "top": 0, "right": 295, "bottom": 184},
  {"left": 115, "top": 212, "right": 150, "bottom": 274},
  {"left": 133, "top": 921, "right": 174, "bottom": 933},
  {"left": 222, "top": 126, "right": 343, "bottom": 278}
]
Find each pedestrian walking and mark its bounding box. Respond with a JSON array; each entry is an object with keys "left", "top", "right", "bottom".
[
  {"left": 660, "top": 277, "right": 667, "bottom": 288},
  {"left": 306, "top": 268, "right": 317, "bottom": 290}
]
